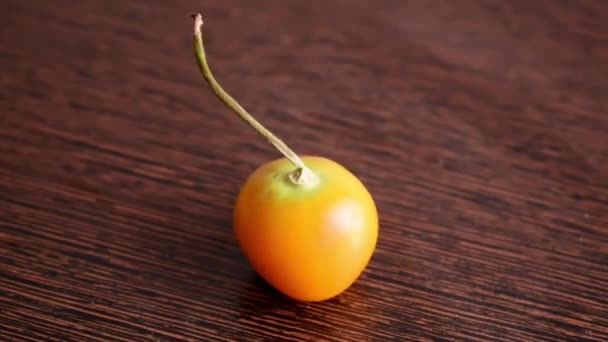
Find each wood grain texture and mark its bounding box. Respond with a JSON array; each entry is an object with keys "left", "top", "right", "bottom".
[{"left": 1, "top": 0, "right": 607, "bottom": 341}]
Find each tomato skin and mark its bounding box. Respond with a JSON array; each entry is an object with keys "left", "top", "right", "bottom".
[{"left": 233, "top": 156, "right": 378, "bottom": 301}]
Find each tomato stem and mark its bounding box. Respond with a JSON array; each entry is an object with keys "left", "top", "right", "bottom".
[{"left": 191, "top": 13, "right": 315, "bottom": 186}]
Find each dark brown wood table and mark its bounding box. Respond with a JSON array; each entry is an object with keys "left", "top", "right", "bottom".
[{"left": 1, "top": 1, "right": 607, "bottom": 341}]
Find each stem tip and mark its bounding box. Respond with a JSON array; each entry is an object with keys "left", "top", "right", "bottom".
[{"left": 191, "top": 13, "right": 203, "bottom": 34}]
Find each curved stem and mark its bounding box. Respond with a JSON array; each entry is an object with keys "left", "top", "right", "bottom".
[{"left": 190, "top": 13, "right": 315, "bottom": 185}]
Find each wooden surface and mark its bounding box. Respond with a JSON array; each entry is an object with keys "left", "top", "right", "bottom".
[{"left": 1, "top": 0, "right": 607, "bottom": 341}]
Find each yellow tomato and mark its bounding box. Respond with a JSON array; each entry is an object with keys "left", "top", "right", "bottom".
[
  {"left": 190, "top": 13, "right": 379, "bottom": 301},
  {"left": 233, "top": 156, "right": 378, "bottom": 302}
]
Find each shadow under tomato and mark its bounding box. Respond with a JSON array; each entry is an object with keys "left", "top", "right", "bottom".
[{"left": 235, "top": 271, "right": 375, "bottom": 340}]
